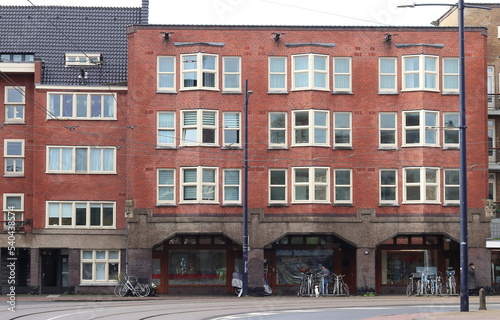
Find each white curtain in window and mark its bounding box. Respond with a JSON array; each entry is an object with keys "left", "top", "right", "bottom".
[
  {"left": 91, "top": 149, "right": 101, "bottom": 171},
  {"left": 76, "top": 148, "right": 87, "bottom": 171},
  {"left": 49, "top": 148, "right": 60, "bottom": 170},
  {"left": 62, "top": 149, "right": 72, "bottom": 171}
]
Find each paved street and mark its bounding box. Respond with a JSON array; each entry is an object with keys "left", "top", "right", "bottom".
[{"left": 1, "top": 294, "right": 500, "bottom": 320}]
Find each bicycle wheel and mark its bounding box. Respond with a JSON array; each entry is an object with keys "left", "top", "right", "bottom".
[
  {"left": 406, "top": 282, "right": 413, "bottom": 296},
  {"left": 136, "top": 283, "right": 150, "bottom": 297},
  {"left": 114, "top": 284, "right": 123, "bottom": 297},
  {"left": 416, "top": 280, "right": 421, "bottom": 296},
  {"left": 343, "top": 283, "right": 350, "bottom": 297},
  {"left": 116, "top": 284, "right": 128, "bottom": 297}
]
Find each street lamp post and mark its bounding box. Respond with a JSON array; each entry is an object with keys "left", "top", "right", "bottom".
[
  {"left": 242, "top": 79, "right": 253, "bottom": 296},
  {"left": 398, "top": 1, "right": 490, "bottom": 312}
]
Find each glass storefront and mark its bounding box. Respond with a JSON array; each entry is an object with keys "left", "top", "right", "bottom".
[
  {"left": 381, "top": 249, "right": 438, "bottom": 285},
  {"left": 276, "top": 249, "right": 333, "bottom": 285},
  {"left": 492, "top": 250, "right": 500, "bottom": 283},
  {"left": 168, "top": 249, "right": 226, "bottom": 285}
]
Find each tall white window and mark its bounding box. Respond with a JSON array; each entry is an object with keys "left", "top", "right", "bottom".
[
  {"left": 3, "top": 193, "right": 24, "bottom": 230},
  {"left": 443, "top": 112, "right": 459, "bottom": 148},
  {"left": 334, "top": 169, "right": 352, "bottom": 204},
  {"left": 292, "top": 167, "right": 329, "bottom": 203},
  {"left": 402, "top": 55, "right": 438, "bottom": 91},
  {"left": 223, "top": 112, "right": 241, "bottom": 147},
  {"left": 380, "top": 169, "right": 398, "bottom": 204},
  {"left": 157, "top": 56, "right": 176, "bottom": 92},
  {"left": 444, "top": 169, "right": 460, "bottom": 204},
  {"left": 402, "top": 110, "right": 439, "bottom": 147},
  {"left": 333, "top": 57, "right": 352, "bottom": 92},
  {"left": 489, "top": 173, "right": 496, "bottom": 202},
  {"left": 269, "top": 169, "right": 287, "bottom": 203},
  {"left": 181, "top": 53, "right": 218, "bottom": 90},
  {"left": 379, "top": 112, "right": 397, "bottom": 148},
  {"left": 443, "top": 58, "right": 459, "bottom": 92},
  {"left": 488, "top": 66, "right": 495, "bottom": 109},
  {"left": 292, "top": 110, "right": 329, "bottom": 146},
  {"left": 4, "top": 139, "right": 24, "bottom": 176},
  {"left": 47, "top": 146, "right": 116, "bottom": 174},
  {"left": 379, "top": 58, "right": 397, "bottom": 92},
  {"left": 157, "top": 112, "right": 176, "bottom": 147},
  {"left": 489, "top": 119, "right": 496, "bottom": 163},
  {"left": 47, "top": 201, "right": 115, "bottom": 227},
  {"left": 292, "top": 54, "right": 329, "bottom": 91},
  {"left": 269, "top": 57, "right": 287, "bottom": 92},
  {"left": 4, "top": 86, "right": 25, "bottom": 123},
  {"left": 158, "top": 169, "right": 175, "bottom": 204},
  {"left": 223, "top": 57, "right": 241, "bottom": 91},
  {"left": 181, "top": 110, "right": 218, "bottom": 146},
  {"left": 223, "top": 169, "right": 241, "bottom": 204},
  {"left": 181, "top": 167, "right": 218, "bottom": 203},
  {"left": 81, "top": 250, "right": 119, "bottom": 283},
  {"left": 333, "top": 112, "right": 352, "bottom": 148},
  {"left": 269, "top": 112, "right": 287, "bottom": 148},
  {"left": 48, "top": 93, "right": 116, "bottom": 119},
  {"left": 403, "top": 167, "right": 440, "bottom": 203}
]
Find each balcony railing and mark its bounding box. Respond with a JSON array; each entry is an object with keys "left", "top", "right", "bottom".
[
  {"left": 488, "top": 94, "right": 500, "bottom": 110},
  {"left": 1, "top": 220, "right": 26, "bottom": 233}
]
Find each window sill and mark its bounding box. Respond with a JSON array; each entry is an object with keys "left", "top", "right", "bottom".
[
  {"left": 156, "top": 203, "right": 177, "bottom": 207},
  {"left": 379, "top": 203, "right": 399, "bottom": 207},
  {"left": 3, "top": 174, "right": 25, "bottom": 178},
  {"left": 179, "top": 202, "right": 220, "bottom": 205},
  {"left": 156, "top": 146, "right": 177, "bottom": 150},
  {"left": 378, "top": 91, "right": 398, "bottom": 95},
  {"left": 401, "top": 89, "right": 440, "bottom": 93},
  {"left": 222, "top": 91, "right": 243, "bottom": 95},
  {"left": 378, "top": 147, "right": 398, "bottom": 151},
  {"left": 3, "top": 121, "right": 25, "bottom": 125},
  {"left": 179, "top": 88, "right": 220, "bottom": 92},
  {"left": 332, "top": 91, "right": 353, "bottom": 95},
  {"left": 442, "top": 147, "right": 459, "bottom": 150},
  {"left": 156, "top": 90, "right": 177, "bottom": 94},
  {"left": 442, "top": 92, "right": 459, "bottom": 96},
  {"left": 221, "top": 203, "right": 242, "bottom": 207},
  {"left": 443, "top": 203, "right": 460, "bottom": 207},
  {"left": 222, "top": 145, "right": 242, "bottom": 150},
  {"left": 268, "top": 146, "right": 289, "bottom": 150},
  {"left": 333, "top": 146, "right": 353, "bottom": 150},
  {"left": 333, "top": 203, "right": 354, "bottom": 207},
  {"left": 267, "top": 91, "right": 288, "bottom": 95},
  {"left": 79, "top": 282, "right": 117, "bottom": 287},
  {"left": 292, "top": 144, "right": 331, "bottom": 148}
]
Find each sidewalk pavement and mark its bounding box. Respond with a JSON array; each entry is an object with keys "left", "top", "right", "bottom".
[{"left": 366, "top": 310, "right": 500, "bottom": 320}]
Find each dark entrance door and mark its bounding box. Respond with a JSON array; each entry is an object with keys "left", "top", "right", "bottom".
[{"left": 41, "top": 249, "right": 67, "bottom": 294}]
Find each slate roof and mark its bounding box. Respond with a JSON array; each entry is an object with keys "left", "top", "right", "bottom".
[{"left": 0, "top": 6, "right": 142, "bottom": 86}]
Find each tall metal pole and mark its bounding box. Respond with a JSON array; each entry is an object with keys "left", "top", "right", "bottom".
[
  {"left": 242, "top": 79, "right": 250, "bottom": 296},
  {"left": 457, "top": 0, "right": 469, "bottom": 312}
]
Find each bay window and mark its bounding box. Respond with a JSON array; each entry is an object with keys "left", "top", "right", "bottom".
[
  {"left": 292, "top": 110, "right": 329, "bottom": 146},
  {"left": 403, "top": 167, "right": 440, "bottom": 203},
  {"left": 181, "top": 53, "right": 218, "bottom": 90},
  {"left": 402, "top": 55, "right": 438, "bottom": 91},
  {"left": 403, "top": 110, "right": 439, "bottom": 147},
  {"left": 181, "top": 167, "right": 218, "bottom": 203},
  {"left": 292, "top": 167, "right": 329, "bottom": 203},
  {"left": 292, "top": 54, "right": 328, "bottom": 91},
  {"left": 181, "top": 110, "right": 218, "bottom": 146}
]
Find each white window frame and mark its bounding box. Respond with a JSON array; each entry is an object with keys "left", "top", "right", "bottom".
[
  {"left": 181, "top": 109, "right": 218, "bottom": 146},
  {"left": 157, "top": 169, "right": 176, "bottom": 204},
  {"left": 2, "top": 193, "right": 24, "bottom": 230},
  {"left": 47, "top": 92, "right": 117, "bottom": 120},
  {"left": 291, "top": 54, "right": 329, "bottom": 91},
  {"left": 223, "top": 169, "right": 241, "bottom": 204},
  {"left": 333, "top": 57, "right": 352, "bottom": 92},
  {"left": 46, "top": 201, "right": 116, "bottom": 228},
  {"left": 46, "top": 146, "right": 116, "bottom": 174},
  {"left": 180, "top": 53, "right": 219, "bottom": 91},
  {"left": 81, "top": 250, "right": 120, "bottom": 283},
  {"left": 4, "top": 139, "right": 24, "bottom": 176},
  {"left": 444, "top": 169, "right": 460, "bottom": 204},
  {"left": 443, "top": 112, "right": 459, "bottom": 149},
  {"left": 488, "top": 66, "right": 495, "bottom": 109},
  {"left": 4, "top": 86, "right": 25, "bottom": 124},
  {"left": 403, "top": 167, "right": 440, "bottom": 204},
  {"left": 333, "top": 112, "right": 352, "bottom": 148},
  {"left": 157, "top": 56, "right": 176, "bottom": 92},
  {"left": 379, "top": 57, "right": 397, "bottom": 93},
  {"left": 269, "top": 112, "right": 287, "bottom": 148},
  {"left": 292, "top": 110, "right": 330, "bottom": 146},
  {"left": 380, "top": 169, "right": 398, "bottom": 204},
  {"left": 180, "top": 167, "right": 218, "bottom": 203},
  {"left": 268, "top": 56, "right": 287, "bottom": 92},
  {"left": 292, "top": 167, "right": 330, "bottom": 203},
  {"left": 65, "top": 53, "right": 101, "bottom": 66},
  {"left": 334, "top": 169, "right": 352, "bottom": 204},
  {"left": 442, "top": 58, "right": 459, "bottom": 93},
  {"left": 379, "top": 112, "right": 397, "bottom": 149},
  {"left": 222, "top": 56, "right": 241, "bottom": 92},
  {"left": 402, "top": 55, "right": 439, "bottom": 91},
  {"left": 489, "top": 119, "right": 496, "bottom": 163},
  {"left": 223, "top": 112, "right": 241, "bottom": 147},
  {"left": 269, "top": 169, "right": 287, "bottom": 204},
  {"left": 489, "top": 173, "right": 496, "bottom": 202},
  {"left": 157, "top": 112, "right": 176, "bottom": 147},
  {"left": 402, "top": 110, "right": 439, "bottom": 147}
]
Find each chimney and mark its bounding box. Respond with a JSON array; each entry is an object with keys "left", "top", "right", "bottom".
[{"left": 141, "top": 0, "right": 149, "bottom": 25}]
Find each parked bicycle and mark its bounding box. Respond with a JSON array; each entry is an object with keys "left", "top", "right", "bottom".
[
  {"left": 296, "top": 271, "right": 315, "bottom": 297},
  {"left": 445, "top": 269, "right": 457, "bottom": 296},
  {"left": 331, "top": 273, "right": 349, "bottom": 296},
  {"left": 406, "top": 272, "right": 419, "bottom": 296},
  {"left": 114, "top": 274, "right": 150, "bottom": 297}
]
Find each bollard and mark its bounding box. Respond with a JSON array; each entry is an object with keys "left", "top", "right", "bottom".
[{"left": 479, "top": 288, "right": 487, "bottom": 310}]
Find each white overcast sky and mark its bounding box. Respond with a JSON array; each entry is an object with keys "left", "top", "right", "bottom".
[{"left": 2, "top": 0, "right": 495, "bottom": 26}]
